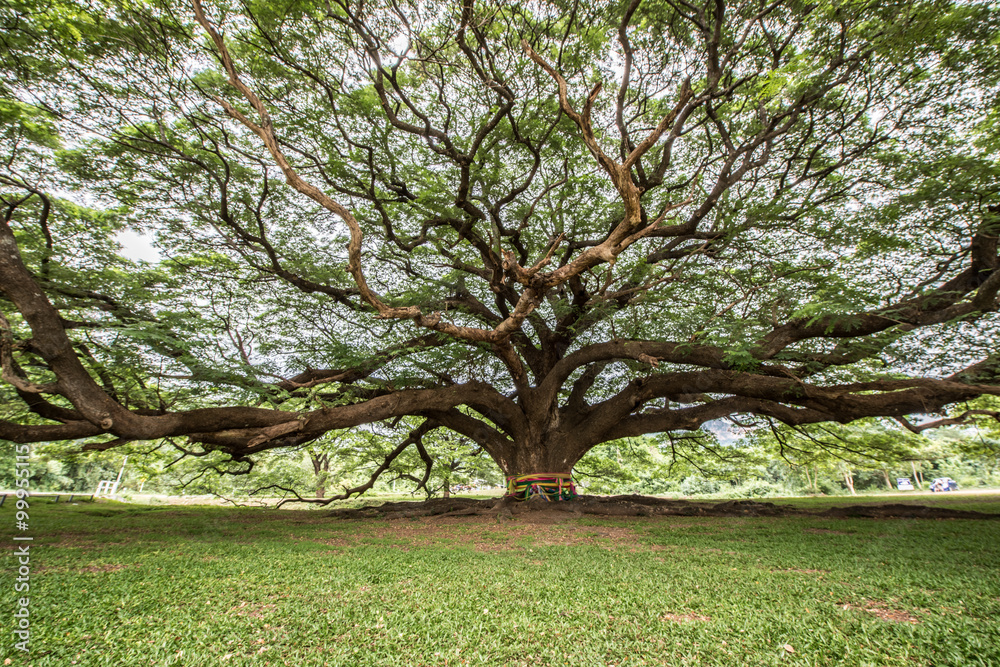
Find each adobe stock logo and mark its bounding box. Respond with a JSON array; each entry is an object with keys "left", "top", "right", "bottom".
[{"left": 12, "top": 440, "right": 33, "bottom": 653}]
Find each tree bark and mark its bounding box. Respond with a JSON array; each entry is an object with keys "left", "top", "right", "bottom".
[
  {"left": 911, "top": 461, "right": 923, "bottom": 489},
  {"left": 499, "top": 435, "right": 581, "bottom": 478},
  {"left": 310, "top": 451, "right": 330, "bottom": 499}
]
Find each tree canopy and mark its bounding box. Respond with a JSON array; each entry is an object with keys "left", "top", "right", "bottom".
[{"left": 1, "top": 0, "right": 999, "bottom": 496}]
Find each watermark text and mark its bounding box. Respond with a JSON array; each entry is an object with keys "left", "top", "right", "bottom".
[{"left": 13, "top": 441, "right": 31, "bottom": 652}]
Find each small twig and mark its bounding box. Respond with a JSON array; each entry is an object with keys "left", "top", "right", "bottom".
[
  {"left": 209, "top": 492, "right": 269, "bottom": 508},
  {"left": 897, "top": 410, "right": 1000, "bottom": 434}
]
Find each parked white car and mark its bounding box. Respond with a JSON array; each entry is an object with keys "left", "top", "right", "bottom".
[{"left": 896, "top": 478, "right": 914, "bottom": 491}]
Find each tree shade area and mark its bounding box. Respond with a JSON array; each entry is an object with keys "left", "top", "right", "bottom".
[
  {"left": 1, "top": 0, "right": 999, "bottom": 497},
  {"left": 7, "top": 500, "right": 1000, "bottom": 665}
]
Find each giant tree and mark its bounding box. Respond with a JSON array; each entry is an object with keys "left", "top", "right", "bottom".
[{"left": 1, "top": 0, "right": 999, "bottom": 499}]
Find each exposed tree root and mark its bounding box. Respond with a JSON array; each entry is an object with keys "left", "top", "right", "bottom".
[{"left": 323, "top": 495, "right": 1000, "bottom": 521}]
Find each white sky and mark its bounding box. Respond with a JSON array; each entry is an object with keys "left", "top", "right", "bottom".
[{"left": 117, "top": 229, "right": 162, "bottom": 263}]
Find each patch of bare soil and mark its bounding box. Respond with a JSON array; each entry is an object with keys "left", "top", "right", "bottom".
[
  {"left": 308, "top": 516, "right": 665, "bottom": 552},
  {"left": 78, "top": 563, "right": 136, "bottom": 573},
  {"left": 229, "top": 601, "right": 277, "bottom": 618},
  {"left": 776, "top": 568, "right": 830, "bottom": 574},
  {"left": 314, "top": 537, "right": 353, "bottom": 548},
  {"left": 46, "top": 538, "right": 99, "bottom": 550},
  {"left": 323, "top": 495, "right": 1000, "bottom": 521},
  {"left": 660, "top": 612, "right": 712, "bottom": 622},
  {"left": 804, "top": 527, "right": 853, "bottom": 534},
  {"left": 841, "top": 599, "right": 921, "bottom": 624}
]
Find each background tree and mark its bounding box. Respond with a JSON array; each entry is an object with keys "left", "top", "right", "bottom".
[
  {"left": 1, "top": 0, "right": 999, "bottom": 500},
  {"left": 753, "top": 419, "right": 932, "bottom": 491}
]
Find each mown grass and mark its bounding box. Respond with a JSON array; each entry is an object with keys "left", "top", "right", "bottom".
[
  {"left": 767, "top": 491, "right": 1000, "bottom": 514},
  {"left": 3, "top": 495, "right": 999, "bottom": 666}
]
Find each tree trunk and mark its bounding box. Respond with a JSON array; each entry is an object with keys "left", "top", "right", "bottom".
[
  {"left": 488, "top": 434, "right": 584, "bottom": 500},
  {"left": 498, "top": 434, "right": 581, "bottom": 479},
  {"left": 844, "top": 470, "right": 856, "bottom": 495},
  {"left": 882, "top": 469, "right": 893, "bottom": 490},
  {"left": 310, "top": 451, "right": 330, "bottom": 499},
  {"left": 803, "top": 467, "right": 813, "bottom": 494},
  {"left": 911, "top": 461, "right": 923, "bottom": 489}
]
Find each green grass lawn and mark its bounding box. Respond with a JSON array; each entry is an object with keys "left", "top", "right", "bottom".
[
  {"left": 3, "top": 495, "right": 999, "bottom": 666},
  {"left": 767, "top": 491, "right": 1000, "bottom": 514}
]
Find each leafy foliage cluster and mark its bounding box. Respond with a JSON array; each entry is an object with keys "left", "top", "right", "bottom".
[{"left": 1, "top": 0, "right": 999, "bottom": 492}]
